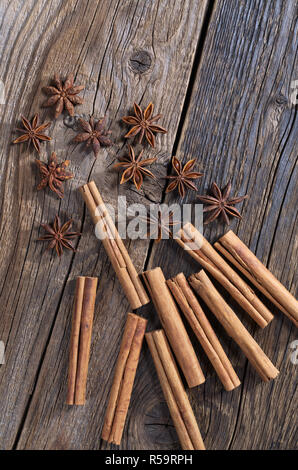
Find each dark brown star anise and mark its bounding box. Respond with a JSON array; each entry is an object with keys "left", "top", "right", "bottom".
[
  {"left": 38, "top": 215, "right": 81, "bottom": 257},
  {"left": 197, "top": 181, "right": 248, "bottom": 225},
  {"left": 114, "top": 144, "right": 156, "bottom": 190},
  {"left": 73, "top": 116, "right": 112, "bottom": 158},
  {"left": 122, "top": 102, "right": 167, "bottom": 147},
  {"left": 12, "top": 114, "right": 51, "bottom": 153},
  {"left": 42, "top": 73, "right": 84, "bottom": 118},
  {"left": 35, "top": 152, "right": 74, "bottom": 199},
  {"left": 166, "top": 156, "right": 203, "bottom": 198},
  {"left": 139, "top": 209, "right": 180, "bottom": 243}
]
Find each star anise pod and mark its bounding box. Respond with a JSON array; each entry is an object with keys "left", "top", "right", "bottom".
[
  {"left": 197, "top": 181, "right": 248, "bottom": 225},
  {"left": 35, "top": 152, "right": 74, "bottom": 199},
  {"left": 122, "top": 102, "right": 167, "bottom": 147},
  {"left": 42, "top": 73, "right": 84, "bottom": 118},
  {"left": 12, "top": 114, "right": 51, "bottom": 153},
  {"left": 73, "top": 116, "right": 112, "bottom": 158},
  {"left": 166, "top": 156, "right": 203, "bottom": 198},
  {"left": 114, "top": 144, "right": 156, "bottom": 190},
  {"left": 38, "top": 215, "right": 81, "bottom": 257},
  {"left": 139, "top": 208, "right": 180, "bottom": 243}
]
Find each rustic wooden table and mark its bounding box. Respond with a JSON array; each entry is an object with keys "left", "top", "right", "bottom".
[{"left": 0, "top": 0, "right": 297, "bottom": 450}]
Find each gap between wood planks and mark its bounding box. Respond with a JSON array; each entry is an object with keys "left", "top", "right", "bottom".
[
  {"left": 142, "top": 0, "right": 216, "bottom": 272},
  {"left": 12, "top": 0, "right": 216, "bottom": 449}
]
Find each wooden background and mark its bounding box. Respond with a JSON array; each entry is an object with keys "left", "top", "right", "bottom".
[{"left": 0, "top": 0, "right": 297, "bottom": 450}]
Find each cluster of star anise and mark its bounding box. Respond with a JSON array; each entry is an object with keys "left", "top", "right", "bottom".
[
  {"left": 117, "top": 104, "right": 248, "bottom": 226},
  {"left": 12, "top": 72, "right": 248, "bottom": 258},
  {"left": 11, "top": 73, "right": 87, "bottom": 256}
]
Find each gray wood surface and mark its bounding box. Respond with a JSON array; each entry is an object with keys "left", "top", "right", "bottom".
[{"left": 0, "top": 0, "right": 297, "bottom": 450}]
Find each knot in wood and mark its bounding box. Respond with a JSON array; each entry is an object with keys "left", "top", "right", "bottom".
[{"left": 129, "top": 51, "right": 152, "bottom": 74}]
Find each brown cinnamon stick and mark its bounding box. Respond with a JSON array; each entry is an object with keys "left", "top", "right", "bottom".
[
  {"left": 67, "top": 276, "right": 98, "bottom": 405},
  {"left": 189, "top": 270, "right": 279, "bottom": 382},
  {"left": 167, "top": 273, "right": 240, "bottom": 391},
  {"left": 101, "top": 313, "right": 147, "bottom": 445},
  {"left": 79, "top": 181, "right": 149, "bottom": 310},
  {"left": 175, "top": 223, "right": 273, "bottom": 328},
  {"left": 215, "top": 230, "right": 298, "bottom": 327},
  {"left": 142, "top": 267, "right": 205, "bottom": 388},
  {"left": 146, "top": 330, "right": 205, "bottom": 450}
]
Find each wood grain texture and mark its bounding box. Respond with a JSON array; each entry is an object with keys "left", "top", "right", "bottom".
[
  {"left": 0, "top": 0, "right": 296, "bottom": 450},
  {"left": 148, "top": 0, "right": 298, "bottom": 450},
  {"left": 0, "top": 0, "right": 209, "bottom": 449}
]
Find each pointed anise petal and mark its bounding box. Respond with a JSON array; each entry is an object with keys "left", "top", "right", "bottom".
[
  {"left": 133, "top": 102, "right": 143, "bottom": 120},
  {"left": 124, "top": 125, "right": 142, "bottom": 138},
  {"left": 183, "top": 159, "right": 196, "bottom": 173},
  {"left": 145, "top": 128, "right": 155, "bottom": 147},
  {"left": 204, "top": 208, "right": 222, "bottom": 224},
  {"left": 133, "top": 170, "right": 143, "bottom": 190},
  {"left": 144, "top": 102, "right": 154, "bottom": 120},
  {"left": 222, "top": 181, "right": 232, "bottom": 200},
  {"left": 211, "top": 182, "right": 222, "bottom": 200}
]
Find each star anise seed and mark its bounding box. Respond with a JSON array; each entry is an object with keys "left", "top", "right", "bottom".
[
  {"left": 35, "top": 152, "right": 74, "bottom": 199},
  {"left": 166, "top": 156, "right": 203, "bottom": 198},
  {"left": 114, "top": 144, "right": 156, "bottom": 190},
  {"left": 38, "top": 215, "right": 81, "bottom": 257},
  {"left": 42, "top": 73, "right": 84, "bottom": 118},
  {"left": 122, "top": 102, "right": 167, "bottom": 148},
  {"left": 12, "top": 114, "right": 51, "bottom": 153},
  {"left": 73, "top": 116, "right": 112, "bottom": 158},
  {"left": 197, "top": 181, "right": 248, "bottom": 225}
]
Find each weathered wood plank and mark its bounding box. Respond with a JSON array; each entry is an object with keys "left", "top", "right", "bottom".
[
  {"left": 0, "top": 0, "right": 210, "bottom": 449},
  {"left": 148, "top": 0, "right": 297, "bottom": 450}
]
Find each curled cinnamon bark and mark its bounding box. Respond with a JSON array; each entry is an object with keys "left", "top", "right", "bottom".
[
  {"left": 101, "top": 313, "right": 147, "bottom": 445},
  {"left": 79, "top": 181, "right": 149, "bottom": 310},
  {"left": 146, "top": 329, "right": 205, "bottom": 450},
  {"left": 67, "top": 276, "right": 98, "bottom": 405},
  {"left": 142, "top": 267, "right": 205, "bottom": 388},
  {"left": 215, "top": 230, "right": 298, "bottom": 327},
  {"left": 176, "top": 223, "right": 273, "bottom": 328},
  {"left": 167, "top": 273, "right": 240, "bottom": 391},
  {"left": 189, "top": 270, "right": 279, "bottom": 382}
]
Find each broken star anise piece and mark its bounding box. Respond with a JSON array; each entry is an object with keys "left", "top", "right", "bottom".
[
  {"left": 197, "top": 181, "right": 248, "bottom": 225},
  {"left": 122, "top": 102, "right": 167, "bottom": 148},
  {"left": 166, "top": 156, "right": 203, "bottom": 198},
  {"left": 42, "top": 73, "right": 84, "bottom": 118},
  {"left": 38, "top": 215, "right": 81, "bottom": 257},
  {"left": 73, "top": 116, "right": 112, "bottom": 158},
  {"left": 35, "top": 152, "right": 74, "bottom": 199},
  {"left": 12, "top": 114, "right": 51, "bottom": 153},
  {"left": 114, "top": 144, "right": 156, "bottom": 190}
]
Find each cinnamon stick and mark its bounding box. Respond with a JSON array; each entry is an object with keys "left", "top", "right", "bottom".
[
  {"left": 215, "top": 230, "right": 298, "bottom": 327},
  {"left": 189, "top": 270, "right": 279, "bottom": 382},
  {"left": 175, "top": 222, "right": 273, "bottom": 328},
  {"left": 142, "top": 267, "right": 205, "bottom": 388},
  {"left": 167, "top": 273, "right": 240, "bottom": 391},
  {"left": 101, "top": 313, "right": 147, "bottom": 445},
  {"left": 146, "top": 330, "right": 205, "bottom": 450},
  {"left": 67, "top": 276, "right": 98, "bottom": 405},
  {"left": 79, "top": 181, "right": 149, "bottom": 310}
]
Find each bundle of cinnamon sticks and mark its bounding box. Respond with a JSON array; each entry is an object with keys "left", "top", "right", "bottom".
[
  {"left": 71, "top": 181, "right": 297, "bottom": 449},
  {"left": 79, "top": 181, "right": 149, "bottom": 310}
]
